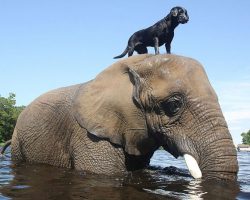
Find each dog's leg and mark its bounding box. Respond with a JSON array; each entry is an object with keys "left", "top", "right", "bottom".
[
  {"left": 165, "top": 43, "right": 171, "bottom": 54},
  {"left": 135, "top": 45, "right": 148, "bottom": 54},
  {"left": 165, "top": 32, "right": 174, "bottom": 54},
  {"left": 153, "top": 37, "right": 160, "bottom": 55},
  {"left": 128, "top": 46, "right": 134, "bottom": 57}
]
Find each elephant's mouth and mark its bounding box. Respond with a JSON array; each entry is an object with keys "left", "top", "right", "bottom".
[{"left": 162, "top": 142, "right": 202, "bottom": 179}]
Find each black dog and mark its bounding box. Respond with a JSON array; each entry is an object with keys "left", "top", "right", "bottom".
[{"left": 114, "top": 6, "right": 189, "bottom": 59}]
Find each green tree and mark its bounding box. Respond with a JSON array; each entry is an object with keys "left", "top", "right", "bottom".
[
  {"left": 0, "top": 93, "right": 25, "bottom": 143},
  {"left": 241, "top": 130, "right": 250, "bottom": 145}
]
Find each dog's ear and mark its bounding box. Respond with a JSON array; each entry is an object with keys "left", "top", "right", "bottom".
[{"left": 171, "top": 7, "right": 178, "bottom": 17}]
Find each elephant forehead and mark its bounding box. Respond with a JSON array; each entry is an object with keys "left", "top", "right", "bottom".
[
  {"left": 133, "top": 54, "right": 205, "bottom": 78},
  {"left": 151, "top": 57, "right": 217, "bottom": 100},
  {"left": 158, "top": 55, "right": 203, "bottom": 76}
]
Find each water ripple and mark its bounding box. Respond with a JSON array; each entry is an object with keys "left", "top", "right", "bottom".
[{"left": 0, "top": 150, "right": 249, "bottom": 199}]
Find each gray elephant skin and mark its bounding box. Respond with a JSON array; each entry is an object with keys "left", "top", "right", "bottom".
[{"left": 11, "top": 54, "right": 238, "bottom": 181}]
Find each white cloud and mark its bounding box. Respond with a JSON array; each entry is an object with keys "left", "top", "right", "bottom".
[
  {"left": 224, "top": 110, "right": 250, "bottom": 123},
  {"left": 212, "top": 80, "right": 250, "bottom": 145}
]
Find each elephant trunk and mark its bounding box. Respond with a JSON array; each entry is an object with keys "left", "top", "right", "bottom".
[
  {"left": 162, "top": 103, "right": 239, "bottom": 181},
  {"left": 198, "top": 126, "right": 238, "bottom": 181},
  {"left": 182, "top": 127, "right": 238, "bottom": 181},
  {"left": 187, "top": 101, "right": 239, "bottom": 181},
  {"left": 188, "top": 117, "right": 238, "bottom": 181}
]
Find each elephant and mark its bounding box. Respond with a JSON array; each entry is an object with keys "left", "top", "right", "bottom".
[{"left": 10, "top": 54, "right": 238, "bottom": 181}]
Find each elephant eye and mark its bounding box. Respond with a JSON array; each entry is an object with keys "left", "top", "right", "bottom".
[{"left": 161, "top": 95, "right": 184, "bottom": 117}]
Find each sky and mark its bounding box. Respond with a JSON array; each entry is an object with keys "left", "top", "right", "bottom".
[{"left": 0, "top": 0, "right": 250, "bottom": 145}]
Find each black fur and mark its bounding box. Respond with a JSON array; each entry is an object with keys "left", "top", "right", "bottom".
[{"left": 114, "top": 7, "right": 189, "bottom": 59}]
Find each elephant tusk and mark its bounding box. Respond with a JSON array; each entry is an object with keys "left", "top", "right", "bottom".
[{"left": 184, "top": 154, "right": 202, "bottom": 179}]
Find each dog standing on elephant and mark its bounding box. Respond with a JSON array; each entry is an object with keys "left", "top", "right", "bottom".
[{"left": 114, "top": 6, "right": 189, "bottom": 59}]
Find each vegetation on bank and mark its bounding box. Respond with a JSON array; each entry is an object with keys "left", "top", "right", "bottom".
[
  {"left": 0, "top": 93, "right": 25, "bottom": 143},
  {"left": 241, "top": 130, "right": 250, "bottom": 145}
]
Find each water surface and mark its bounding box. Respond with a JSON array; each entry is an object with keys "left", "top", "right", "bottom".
[{"left": 0, "top": 149, "right": 249, "bottom": 199}]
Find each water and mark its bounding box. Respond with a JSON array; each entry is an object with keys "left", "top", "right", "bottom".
[{"left": 0, "top": 148, "right": 249, "bottom": 200}]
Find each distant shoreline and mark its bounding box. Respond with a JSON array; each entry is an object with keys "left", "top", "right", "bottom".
[{"left": 237, "top": 144, "right": 250, "bottom": 152}]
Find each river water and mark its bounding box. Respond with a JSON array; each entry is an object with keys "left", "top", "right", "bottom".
[{"left": 0, "top": 149, "right": 249, "bottom": 200}]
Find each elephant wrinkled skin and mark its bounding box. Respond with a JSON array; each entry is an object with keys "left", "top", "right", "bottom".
[{"left": 11, "top": 54, "right": 238, "bottom": 181}]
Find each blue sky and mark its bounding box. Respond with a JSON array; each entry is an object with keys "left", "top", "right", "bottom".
[{"left": 0, "top": 0, "right": 250, "bottom": 145}]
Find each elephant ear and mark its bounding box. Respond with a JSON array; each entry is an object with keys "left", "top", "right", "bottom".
[{"left": 73, "top": 55, "right": 156, "bottom": 155}]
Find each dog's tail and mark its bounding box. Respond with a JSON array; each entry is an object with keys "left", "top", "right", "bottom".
[
  {"left": 113, "top": 46, "right": 129, "bottom": 59},
  {"left": 0, "top": 139, "right": 11, "bottom": 155}
]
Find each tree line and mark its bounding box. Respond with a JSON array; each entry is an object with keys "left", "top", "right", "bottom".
[
  {"left": 0, "top": 93, "right": 25, "bottom": 143},
  {"left": 241, "top": 130, "right": 250, "bottom": 145}
]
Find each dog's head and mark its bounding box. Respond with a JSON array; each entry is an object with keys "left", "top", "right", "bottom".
[{"left": 170, "top": 6, "right": 189, "bottom": 24}]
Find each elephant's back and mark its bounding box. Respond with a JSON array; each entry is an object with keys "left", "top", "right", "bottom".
[
  {"left": 17, "top": 83, "right": 83, "bottom": 127},
  {"left": 33, "top": 83, "right": 83, "bottom": 108}
]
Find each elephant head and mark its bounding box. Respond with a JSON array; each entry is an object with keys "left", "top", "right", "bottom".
[{"left": 73, "top": 54, "right": 238, "bottom": 180}]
